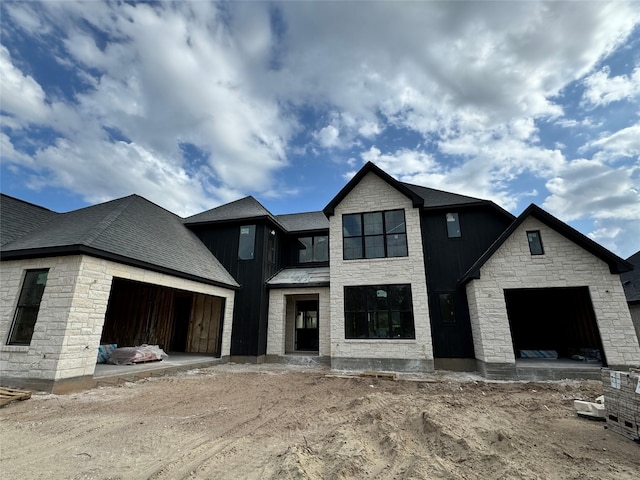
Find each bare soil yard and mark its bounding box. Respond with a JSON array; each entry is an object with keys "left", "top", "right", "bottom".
[{"left": 1, "top": 364, "right": 638, "bottom": 480}]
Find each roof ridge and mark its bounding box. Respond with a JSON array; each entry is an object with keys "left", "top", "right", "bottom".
[
  {"left": 0, "top": 193, "right": 58, "bottom": 213},
  {"left": 82, "top": 196, "right": 136, "bottom": 247},
  {"left": 401, "top": 181, "right": 485, "bottom": 202}
]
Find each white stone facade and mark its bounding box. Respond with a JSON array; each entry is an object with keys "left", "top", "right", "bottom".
[
  {"left": 328, "top": 172, "right": 433, "bottom": 369},
  {"left": 266, "top": 287, "right": 330, "bottom": 357},
  {"left": 466, "top": 217, "right": 640, "bottom": 368},
  {"left": 1, "top": 255, "right": 235, "bottom": 385}
]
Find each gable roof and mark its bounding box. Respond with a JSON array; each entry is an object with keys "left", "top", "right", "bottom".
[
  {"left": 184, "top": 196, "right": 284, "bottom": 229},
  {"left": 275, "top": 211, "right": 329, "bottom": 233},
  {"left": 1, "top": 194, "right": 59, "bottom": 246},
  {"left": 1, "top": 195, "right": 239, "bottom": 289},
  {"left": 323, "top": 161, "right": 506, "bottom": 217},
  {"left": 460, "top": 204, "right": 633, "bottom": 284},
  {"left": 323, "top": 162, "right": 425, "bottom": 216},
  {"left": 622, "top": 251, "right": 640, "bottom": 304}
]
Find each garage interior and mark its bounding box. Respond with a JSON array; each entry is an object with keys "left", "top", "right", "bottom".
[
  {"left": 504, "top": 286, "right": 606, "bottom": 366},
  {"left": 100, "top": 277, "right": 226, "bottom": 357}
]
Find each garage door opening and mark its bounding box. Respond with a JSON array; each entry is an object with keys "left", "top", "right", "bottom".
[
  {"left": 504, "top": 287, "right": 606, "bottom": 366},
  {"left": 100, "top": 278, "right": 225, "bottom": 356}
]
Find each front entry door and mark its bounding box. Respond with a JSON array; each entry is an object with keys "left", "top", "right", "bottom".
[{"left": 295, "top": 300, "right": 319, "bottom": 351}]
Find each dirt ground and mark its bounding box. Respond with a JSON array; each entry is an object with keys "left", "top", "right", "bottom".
[{"left": 1, "top": 364, "right": 638, "bottom": 480}]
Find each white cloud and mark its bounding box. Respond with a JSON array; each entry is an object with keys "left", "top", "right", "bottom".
[
  {"left": 0, "top": 45, "right": 49, "bottom": 123},
  {"left": 589, "top": 124, "right": 640, "bottom": 161},
  {"left": 543, "top": 158, "right": 640, "bottom": 221},
  {"left": 2, "top": 0, "right": 640, "bottom": 254},
  {"left": 583, "top": 66, "right": 640, "bottom": 107},
  {"left": 314, "top": 125, "right": 341, "bottom": 149}
]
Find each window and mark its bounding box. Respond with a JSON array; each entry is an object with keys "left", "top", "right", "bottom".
[
  {"left": 267, "top": 230, "right": 276, "bottom": 265},
  {"left": 446, "top": 212, "right": 461, "bottom": 238},
  {"left": 238, "top": 225, "right": 256, "bottom": 260},
  {"left": 298, "top": 235, "right": 328, "bottom": 263},
  {"left": 342, "top": 209, "right": 408, "bottom": 260},
  {"left": 527, "top": 230, "right": 544, "bottom": 255},
  {"left": 438, "top": 293, "right": 455, "bottom": 323},
  {"left": 7, "top": 269, "right": 49, "bottom": 345},
  {"left": 344, "top": 284, "right": 415, "bottom": 339}
]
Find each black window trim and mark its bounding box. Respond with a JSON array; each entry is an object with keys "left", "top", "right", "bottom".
[
  {"left": 297, "top": 234, "right": 329, "bottom": 264},
  {"left": 344, "top": 283, "right": 415, "bottom": 340},
  {"left": 526, "top": 230, "right": 544, "bottom": 255},
  {"left": 446, "top": 212, "right": 461, "bottom": 238},
  {"left": 342, "top": 209, "right": 408, "bottom": 260},
  {"left": 7, "top": 268, "right": 49, "bottom": 346}
]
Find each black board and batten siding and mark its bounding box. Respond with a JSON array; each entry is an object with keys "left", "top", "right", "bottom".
[
  {"left": 420, "top": 207, "right": 513, "bottom": 358},
  {"left": 191, "top": 221, "right": 282, "bottom": 357}
]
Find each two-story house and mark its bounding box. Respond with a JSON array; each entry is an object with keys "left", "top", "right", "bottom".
[{"left": 2, "top": 162, "right": 638, "bottom": 392}]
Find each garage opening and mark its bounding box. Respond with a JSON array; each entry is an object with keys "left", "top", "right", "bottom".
[
  {"left": 100, "top": 278, "right": 225, "bottom": 356},
  {"left": 504, "top": 286, "right": 606, "bottom": 365}
]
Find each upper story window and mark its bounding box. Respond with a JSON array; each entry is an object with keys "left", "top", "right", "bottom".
[
  {"left": 342, "top": 209, "right": 407, "bottom": 260},
  {"left": 527, "top": 230, "right": 544, "bottom": 255},
  {"left": 8, "top": 269, "right": 49, "bottom": 345},
  {"left": 446, "top": 212, "right": 461, "bottom": 238},
  {"left": 238, "top": 225, "right": 256, "bottom": 260},
  {"left": 298, "top": 235, "right": 328, "bottom": 263},
  {"left": 267, "top": 229, "right": 277, "bottom": 265}
]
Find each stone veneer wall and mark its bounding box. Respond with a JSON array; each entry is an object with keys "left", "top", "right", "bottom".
[
  {"left": 0, "top": 255, "right": 235, "bottom": 390},
  {"left": 466, "top": 217, "right": 640, "bottom": 370},
  {"left": 266, "top": 287, "right": 330, "bottom": 357},
  {"left": 629, "top": 304, "right": 640, "bottom": 348},
  {"left": 328, "top": 172, "right": 433, "bottom": 372}
]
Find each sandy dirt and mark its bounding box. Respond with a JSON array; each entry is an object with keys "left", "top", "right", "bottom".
[{"left": 1, "top": 364, "right": 638, "bottom": 480}]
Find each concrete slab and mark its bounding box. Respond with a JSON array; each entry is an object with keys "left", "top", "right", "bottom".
[{"left": 93, "top": 353, "right": 224, "bottom": 386}]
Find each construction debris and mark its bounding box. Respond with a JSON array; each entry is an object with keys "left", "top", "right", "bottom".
[{"left": 0, "top": 387, "right": 32, "bottom": 407}]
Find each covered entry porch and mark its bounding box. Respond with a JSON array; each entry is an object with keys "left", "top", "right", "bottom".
[{"left": 265, "top": 270, "right": 330, "bottom": 364}]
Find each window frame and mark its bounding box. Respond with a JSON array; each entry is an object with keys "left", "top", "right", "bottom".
[
  {"left": 526, "top": 230, "right": 544, "bottom": 255},
  {"left": 342, "top": 209, "right": 408, "bottom": 260},
  {"left": 298, "top": 235, "right": 329, "bottom": 263},
  {"left": 238, "top": 224, "right": 256, "bottom": 260},
  {"left": 7, "top": 269, "right": 49, "bottom": 346},
  {"left": 446, "top": 212, "right": 461, "bottom": 238},
  {"left": 344, "top": 284, "right": 415, "bottom": 339},
  {"left": 438, "top": 293, "right": 456, "bottom": 324}
]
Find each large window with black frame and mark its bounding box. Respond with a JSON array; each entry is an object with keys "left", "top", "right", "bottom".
[
  {"left": 344, "top": 284, "right": 415, "bottom": 339},
  {"left": 342, "top": 209, "right": 408, "bottom": 260}
]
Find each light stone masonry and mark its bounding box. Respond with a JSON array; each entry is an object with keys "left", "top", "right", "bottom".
[
  {"left": 1, "top": 255, "right": 235, "bottom": 388},
  {"left": 466, "top": 217, "right": 640, "bottom": 367},
  {"left": 266, "top": 287, "right": 330, "bottom": 357},
  {"left": 328, "top": 172, "right": 433, "bottom": 370}
]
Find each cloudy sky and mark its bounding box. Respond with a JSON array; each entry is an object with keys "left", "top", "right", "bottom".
[{"left": 1, "top": 1, "right": 639, "bottom": 258}]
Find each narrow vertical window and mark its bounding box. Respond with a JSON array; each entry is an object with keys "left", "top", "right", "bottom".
[
  {"left": 267, "top": 230, "right": 276, "bottom": 265},
  {"left": 446, "top": 213, "right": 461, "bottom": 238},
  {"left": 8, "top": 269, "right": 49, "bottom": 345},
  {"left": 438, "top": 293, "right": 455, "bottom": 323},
  {"left": 238, "top": 225, "right": 256, "bottom": 260},
  {"left": 527, "top": 230, "right": 544, "bottom": 255}
]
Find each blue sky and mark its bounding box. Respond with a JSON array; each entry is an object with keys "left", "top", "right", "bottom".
[{"left": 1, "top": 1, "right": 639, "bottom": 258}]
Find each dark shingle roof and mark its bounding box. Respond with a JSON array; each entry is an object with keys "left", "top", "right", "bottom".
[
  {"left": 1, "top": 194, "right": 58, "bottom": 246},
  {"left": 184, "top": 196, "right": 280, "bottom": 226},
  {"left": 622, "top": 251, "right": 640, "bottom": 304},
  {"left": 401, "top": 183, "right": 488, "bottom": 209},
  {"left": 1, "top": 195, "right": 238, "bottom": 288},
  {"left": 275, "top": 211, "right": 329, "bottom": 232},
  {"left": 460, "top": 204, "right": 633, "bottom": 284}
]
